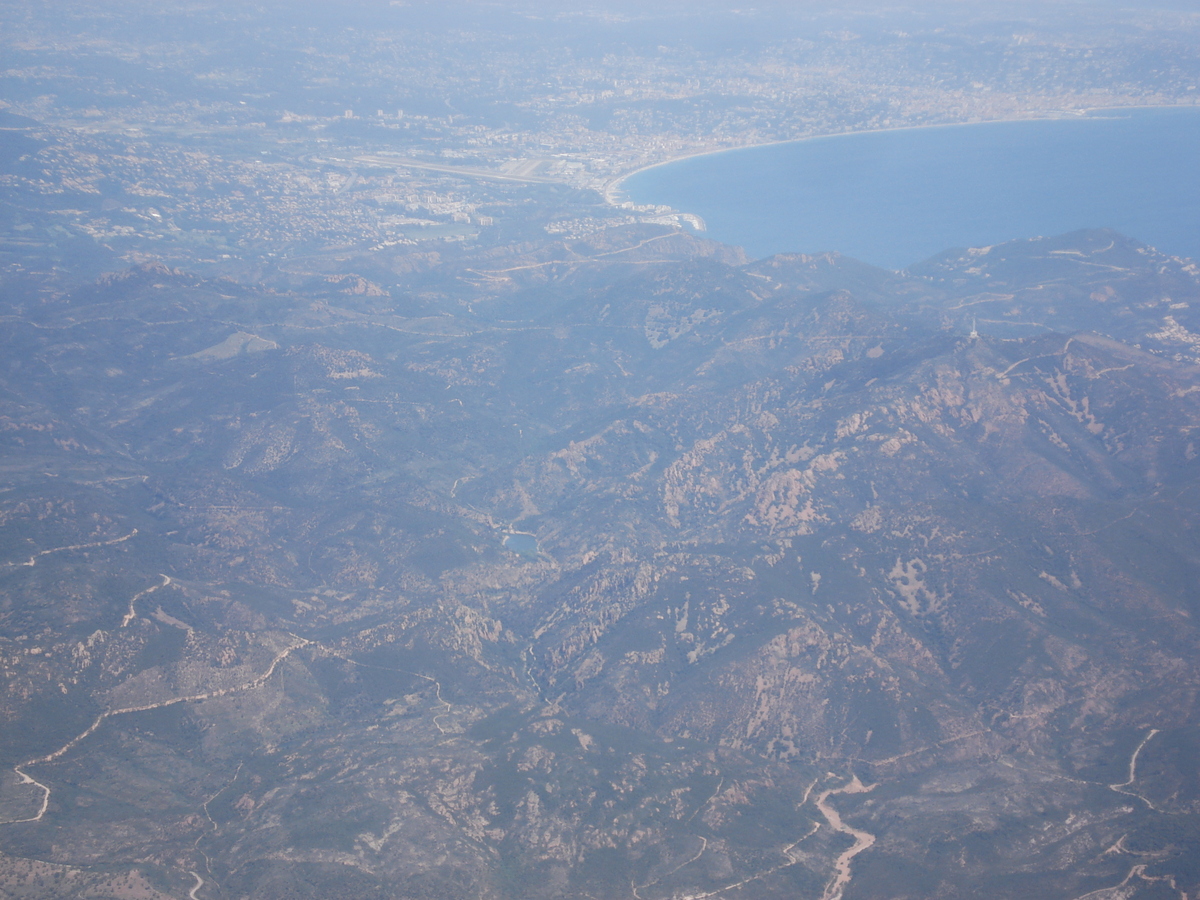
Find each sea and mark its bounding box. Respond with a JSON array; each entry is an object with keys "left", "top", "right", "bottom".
[{"left": 620, "top": 107, "right": 1200, "bottom": 270}]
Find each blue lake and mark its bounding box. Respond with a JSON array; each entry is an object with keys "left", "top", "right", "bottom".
[
  {"left": 503, "top": 532, "right": 539, "bottom": 557},
  {"left": 621, "top": 107, "right": 1200, "bottom": 270}
]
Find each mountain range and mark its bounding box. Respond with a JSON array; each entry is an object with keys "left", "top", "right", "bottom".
[{"left": 1, "top": 226, "right": 1199, "bottom": 900}]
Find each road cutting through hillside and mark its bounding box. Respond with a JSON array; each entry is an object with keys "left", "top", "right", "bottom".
[
  {"left": 1109, "top": 729, "right": 1160, "bottom": 810},
  {"left": 2, "top": 529, "right": 138, "bottom": 569},
  {"left": 0, "top": 638, "right": 311, "bottom": 826},
  {"left": 121, "top": 573, "right": 173, "bottom": 627}
]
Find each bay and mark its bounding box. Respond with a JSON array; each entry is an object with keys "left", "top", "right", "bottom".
[{"left": 620, "top": 107, "right": 1200, "bottom": 270}]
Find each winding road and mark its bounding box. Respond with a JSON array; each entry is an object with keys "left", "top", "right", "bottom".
[
  {"left": 1070, "top": 863, "right": 1187, "bottom": 900},
  {"left": 2, "top": 529, "right": 138, "bottom": 570},
  {"left": 1109, "top": 729, "right": 1160, "bottom": 810},
  {"left": 663, "top": 774, "right": 868, "bottom": 900},
  {"left": 1, "top": 638, "right": 312, "bottom": 826},
  {"left": 121, "top": 573, "right": 172, "bottom": 627}
]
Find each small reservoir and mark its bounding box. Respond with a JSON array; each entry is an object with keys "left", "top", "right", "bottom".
[{"left": 503, "top": 532, "right": 539, "bottom": 558}]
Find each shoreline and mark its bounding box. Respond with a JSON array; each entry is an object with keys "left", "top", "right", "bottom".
[{"left": 602, "top": 101, "right": 1200, "bottom": 207}]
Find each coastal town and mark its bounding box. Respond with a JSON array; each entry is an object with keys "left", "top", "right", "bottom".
[{"left": 2, "top": 1, "right": 1199, "bottom": 276}]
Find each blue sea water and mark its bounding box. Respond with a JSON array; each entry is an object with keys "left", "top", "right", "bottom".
[{"left": 621, "top": 107, "right": 1200, "bottom": 270}]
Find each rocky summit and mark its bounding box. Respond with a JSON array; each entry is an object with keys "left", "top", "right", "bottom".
[{"left": 1, "top": 226, "right": 1199, "bottom": 900}]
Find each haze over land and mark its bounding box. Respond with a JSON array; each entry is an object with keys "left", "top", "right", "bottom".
[
  {"left": 3, "top": 0, "right": 1200, "bottom": 277},
  {"left": 2, "top": 3, "right": 1200, "bottom": 900}
]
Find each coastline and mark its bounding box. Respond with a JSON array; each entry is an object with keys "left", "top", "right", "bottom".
[{"left": 602, "top": 101, "right": 1200, "bottom": 207}]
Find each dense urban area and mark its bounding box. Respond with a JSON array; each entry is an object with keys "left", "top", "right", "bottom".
[{"left": 3, "top": 0, "right": 1200, "bottom": 279}]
